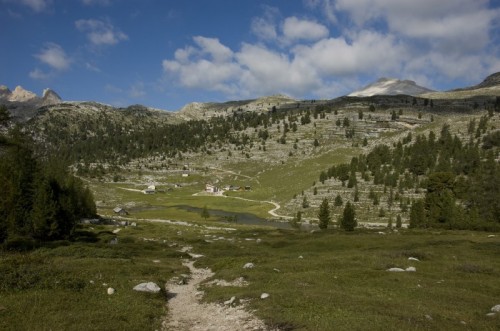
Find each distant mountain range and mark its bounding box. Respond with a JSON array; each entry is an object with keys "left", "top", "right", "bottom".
[{"left": 1, "top": 72, "right": 499, "bottom": 122}]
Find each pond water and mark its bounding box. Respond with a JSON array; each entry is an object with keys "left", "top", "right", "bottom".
[{"left": 174, "top": 205, "right": 292, "bottom": 229}]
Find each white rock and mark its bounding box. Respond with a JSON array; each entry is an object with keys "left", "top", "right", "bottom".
[
  {"left": 112, "top": 229, "right": 121, "bottom": 234},
  {"left": 487, "top": 235, "right": 495, "bottom": 238},
  {"left": 130, "top": 222, "right": 137, "bottom": 227},
  {"left": 243, "top": 263, "right": 255, "bottom": 269},
  {"left": 387, "top": 268, "right": 405, "bottom": 272},
  {"left": 224, "top": 296, "right": 236, "bottom": 305},
  {"left": 260, "top": 293, "right": 270, "bottom": 299},
  {"left": 107, "top": 287, "right": 115, "bottom": 295},
  {"left": 425, "top": 314, "right": 432, "bottom": 321},
  {"left": 273, "top": 268, "right": 281, "bottom": 273},
  {"left": 298, "top": 255, "right": 303, "bottom": 259},
  {"left": 378, "top": 232, "right": 386, "bottom": 235},
  {"left": 133, "top": 282, "right": 161, "bottom": 293},
  {"left": 486, "top": 312, "right": 496, "bottom": 317},
  {"left": 408, "top": 257, "right": 420, "bottom": 261},
  {"left": 406, "top": 266, "right": 416, "bottom": 272},
  {"left": 256, "top": 239, "right": 262, "bottom": 244},
  {"left": 491, "top": 304, "right": 500, "bottom": 312},
  {"left": 188, "top": 253, "right": 204, "bottom": 258}
]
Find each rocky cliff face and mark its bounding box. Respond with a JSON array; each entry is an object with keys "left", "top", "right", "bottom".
[{"left": 0, "top": 85, "right": 63, "bottom": 121}]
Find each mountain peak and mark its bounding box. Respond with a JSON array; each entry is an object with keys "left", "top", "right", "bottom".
[
  {"left": 349, "top": 78, "right": 433, "bottom": 97},
  {"left": 10, "top": 85, "right": 38, "bottom": 102}
]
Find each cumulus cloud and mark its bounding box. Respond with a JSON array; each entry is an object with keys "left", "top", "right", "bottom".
[
  {"left": 29, "top": 68, "right": 51, "bottom": 80},
  {"left": 6, "top": 0, "right": 51, "bottom": 12},
  {"left": 163, "top": 0, "right": 499, "bottom": 100},
  {"left": 75, "top": 18, "right": 128, "bottom": 46},
  {"left": 282, "top": 17, "right": 329, "bottom": 42},
  {"left": 34, "top": 42, "right": 71, "bottom": 71}
]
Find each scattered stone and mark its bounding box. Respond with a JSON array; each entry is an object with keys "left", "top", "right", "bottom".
[
  {"left": 425, "top": 314, "right": 432, "bottom": 321},
  {"left": 224, "top": 296, "right": 236, "bottom": 305},
  {"left": 112, "top": 229, "right": 121, "bottom": 234},
  {"left": 179, "top": 246, "right": 192, "bottom": 252},
  {"left": 387, "top": 268, "right": 405, "bottom": 272},
  {"left": 109, "top": 237, "right": 118, "bottom": 245},
  {"left": 133, "top": 282, "right": 161, "bottom": 293},
  {"left": 406, "top": 266, "right": 416, "bottom": 272},
  {"left": 243, "top": 262, "right": 255, "bottom": 269},
  {"left": 206, "top": 277, "right": 248, "bottom": 287},
  {"left": 491, "top": 304, "right": 500, "bottom": 312},
  {"left": 107, "top": 287, "right": 115, "bottom": 295},
  {"left": 487, "top": 235, "right": 496, "bottom": 238},
  {"left": 0, "top": 305, "right": 6, "bottom": 311},
  {"left": 298, "top": 255, "right": 303, "bottom": 259},
  {"left": 130, "top": 222, "right": 137, "bottom": 227},
  {"left": 408, "top": 257, "right": 420, "bottom": 261},
  {"left": 89, "top": 280, "right": 94, "bottom": 284},
  {"left": 260, "top": 293, "right": 270, "bottom": 299},
  {"left": 460, "top": 321, "right": 467, "bottom": 325},
  {"left": 378, "top": 231, "right": 386, "bottom": 235},
  {"left": 486, "top": 312, "right": 496, "bottom": 317},
  {"left": 256, "top": 239, "right": 262, "bottom": 244},
  {"left": 152, "top": 259, "right": 161, "bottom": 263},
  {"left": 188, "top": 253, "right": 204, "bottom": 259},
  {"left": 273, "top": 268, "right": 281, "bottom": 273}
]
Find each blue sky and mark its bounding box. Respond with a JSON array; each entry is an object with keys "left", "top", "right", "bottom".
[{"left": 1, "top": 0, "right": 499, "bottom": 111}]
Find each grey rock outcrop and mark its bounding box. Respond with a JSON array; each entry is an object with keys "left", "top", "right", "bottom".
[{"left": 133, "top": 282, "right": 161, "bottom": 293}]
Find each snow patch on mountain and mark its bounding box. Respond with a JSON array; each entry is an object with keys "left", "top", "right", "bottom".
[{"left": 349, "top": 78, "right": 434, "bottom": 97}]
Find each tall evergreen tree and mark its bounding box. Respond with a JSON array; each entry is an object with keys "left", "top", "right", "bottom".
[
  {"left": 318, "top": 198, "right": 330, "bottom": 229},
  {"left": 340, "top": 201, "right": 357, "bottom": 231}
]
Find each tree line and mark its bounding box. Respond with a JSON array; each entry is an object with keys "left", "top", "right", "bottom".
[{"left": 0, "top": 120, "right": 96, "bottom": 247}]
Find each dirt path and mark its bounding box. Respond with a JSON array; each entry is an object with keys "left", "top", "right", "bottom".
[{"left": 163, "top": 258, "right": 269, "bottom": 331}]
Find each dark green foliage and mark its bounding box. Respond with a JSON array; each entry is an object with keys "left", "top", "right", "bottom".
[
  {"left": 318, "top": 198, "right": 330, "bottom": 229},
  {"left": 334, "top": 194, "right": 343, "bottom": 206},
  {"left": 0, "top": 128, "right": 96, "bottom": 246},
  {"left": 409, "top": 200, "right": 426, "bottom": 228},
  {"left": 339, "top": 201, "right": 357, "bottom": 231},
  {"left": 201, "top": 205, "right": 210, "bottom": 220}
]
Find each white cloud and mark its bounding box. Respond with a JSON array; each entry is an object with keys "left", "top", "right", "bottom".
[
  {"left": 13, "top": 0, "right": 50, "bottom": 12},
  {"left": 282, "top": 17, "right": 329, "bottom": 42},
  {"left": 29, "top": 68, "right": 51, "bottom": 80},
  {"left": 162, "top": 0, "right": 499, "bottom": 100},
  {"left": 250, "top": 5, "right": 280, "bottom": 41},
  {"left": 81, "top": 0, "right": 112, "bottom": 5},
  {"left": 34, "top": 42, "right": 71, "bottom": 71},
  {"left": 193, "top": 36, "right": 233, "bottom": 62},
  {"left": 75, "top": 18, "right": 128, "bottom": 46},
  {"left": 129, "top": 82, "right": 146, "bottom": 98}
]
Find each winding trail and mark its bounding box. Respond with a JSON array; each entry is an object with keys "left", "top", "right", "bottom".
[{"left": 163, "top": 258, "right": 268, "bottom": 331}]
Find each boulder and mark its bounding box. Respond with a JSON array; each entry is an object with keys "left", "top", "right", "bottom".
[
  {"left": 243, "top": 262, "right": 255, "bottom": 269},
  {"left": 107, "top": 287, "right": 115, "bottom": 295},
  {"left": 387, "top": 268, "right": 405, "bottom": 272},
  {"left": 491, "top": 304, "right": 500, "bottom": 312},
  {"left": 408, "top": 257, "right": 420, "bottom": 261},
  {"left": 406, "top": 267, "right": 416, "bottom": 272},
  {"left": 133, "top": 282, "right": 161, "bottom": 293},
  {"left": 224, "top": 296, "right": 236, "bottom": 305},
  {"left": 260, "top": 293, "right": 270, "bottom": 299}
]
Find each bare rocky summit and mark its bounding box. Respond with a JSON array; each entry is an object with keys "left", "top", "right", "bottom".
[{"left": 349, "top": 78, "right": 434, "bottom": 97}]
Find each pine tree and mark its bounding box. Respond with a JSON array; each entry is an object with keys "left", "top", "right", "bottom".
[
  {"left": 201, "top": 205, "right": 210, "bottom": 220},
  {"left": 334, "top": 194, "right": 343, "bottom": 206},
  {"left": 318, "top": 198, "right": 330, "bottom": 229},
  {"left": 340, "top": 201, "right": 357, "bottom": 231}
]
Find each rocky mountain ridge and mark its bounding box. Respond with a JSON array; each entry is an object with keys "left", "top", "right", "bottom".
[{"left": 348, "top": 78, "right": 434, "bottom": 97}]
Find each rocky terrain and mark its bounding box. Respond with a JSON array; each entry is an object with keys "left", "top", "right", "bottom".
[{"left": 349, "top": 78, "right": 434, "bottom": 97}]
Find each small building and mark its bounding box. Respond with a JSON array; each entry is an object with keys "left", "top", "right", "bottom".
[
  {"left": 205, "top": 184, "right": 219, "bottom": 193},
  {"left": 143, "top": 188, "right": 155, "bottom": 194},
  {"left": 113, "top": 207, "right": 128, "bottom": 215}
]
